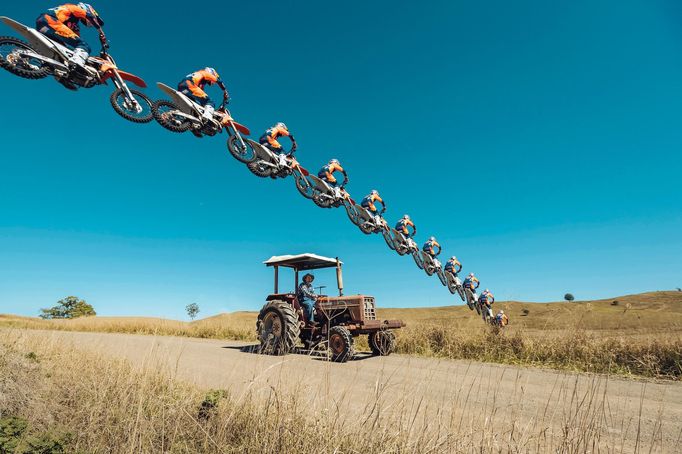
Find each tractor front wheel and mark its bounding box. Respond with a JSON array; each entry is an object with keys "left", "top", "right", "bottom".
[
  {"left": 257, "top": 300, "right": 300, "bottom": 355},
  {"left": 328, "top": 326, "right": 355, "bottom": 362},
  {"left": 369, "top": 330, "right": 396, "bottom": 356}
]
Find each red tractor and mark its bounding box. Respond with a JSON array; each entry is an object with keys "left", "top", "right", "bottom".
[{"left": 257, "top": 253, "right": 405, "bottom": 362}]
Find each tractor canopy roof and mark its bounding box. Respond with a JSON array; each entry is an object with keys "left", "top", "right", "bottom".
[{"left": 264, "top": 253, "right": 342, "bottom": 271}]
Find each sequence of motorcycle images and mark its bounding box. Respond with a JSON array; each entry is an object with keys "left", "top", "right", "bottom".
[{"left": 0, "top": 15, "right": 506, "bottom": 327}]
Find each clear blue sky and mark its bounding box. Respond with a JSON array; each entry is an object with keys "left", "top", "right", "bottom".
[{"left": 1, "top": 0, "right": 681, "bottom": 319}]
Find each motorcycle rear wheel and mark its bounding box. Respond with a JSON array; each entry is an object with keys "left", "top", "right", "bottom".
[
  {"left": 359, "top": 222, "right": 374, "bottom": 235},
  {"left": 247, "top": 160, "right": 274, "bottom": 178},
  {"left": 313, "top": 192, "right": 334, "bottom": 208},
  {"left": 0, "top": 37, "right": 50, "bottom": 79},
  {"left": 110, "top": 88, "right": 153, "bottom": 123},
  {"left": 152, "top": 100, "right": 191, "bottom": 132}
]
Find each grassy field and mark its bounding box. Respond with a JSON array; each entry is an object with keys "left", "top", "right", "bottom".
[
  {"left": 2, "top": 291, "right": 681, "bottom": 379},
  {"left": 0, "top": 330, "right": 673, "bottom": 453}
]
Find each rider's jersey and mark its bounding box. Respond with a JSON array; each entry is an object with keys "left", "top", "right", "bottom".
[
  {"left": 496, "top": 313, "right": 508, "bottom": 326},
  {"left": 395, "top": 218, "right": 415, "bottom": 236},
  {"left": 479, "top": 291, "right": 494, "bottom": 305},
  {"left": 361, "top": 193, "right": 383, "bottom": 212},
  {"left": 422, "top": 240, "right": 441, "bottom": 256},
  {"left": 260, "top": 124, "right": 291, "bottom": 149},
  {"left": 463, "top": 276, "right": 480, "bottom": 290},
  {"left": 444, "top": 259, "right": 462, "bottom": 274},
  {"left": 41, "top": 4, "right": 100, "bottom": 38},
  {"left": 318, "top": 162, "right": 345, "bottom": 184},
  {"left": 178, "top": 69, "right": 223, "bottom": 105}
]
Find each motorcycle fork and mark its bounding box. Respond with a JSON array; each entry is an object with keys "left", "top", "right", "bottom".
[
  {"left": 111, "top": 70, "right": 140, "bottom": 110},
  {"left": 226, "top": 121, "right": 247, "bottom": 150}
]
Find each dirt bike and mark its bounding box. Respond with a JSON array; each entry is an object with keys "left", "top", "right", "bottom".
[
  {"left": 464, "top": 288, "right": 479, "bottom": 312},
  {"left": 244, "top": 142, "right": 315, "bottom": 198},
  {"left": 0, "top": 16, "right": 153, "bottom": 123},
  {"left": 152, "top": 82, "right": 252, "bottom": 148},
  {"left": 479, "top": 301, "right": 494, "bottom": 323},
  {"left": 390, "top": 230, "right": 423, "bottom": 268},
  {"left": 420, "top": 252, "right": 447, "bottom": 286},
  {"left": 445, "top": 270, "right": 466, "bottom": 302},
  {"left": 351, "top": 205, "right": 396, "bottom": 250}
]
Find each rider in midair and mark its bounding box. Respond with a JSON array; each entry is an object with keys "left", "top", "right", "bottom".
[
  {"left": 422, "top": 236, "right": 441, "bottom": 258},
  {"left": 259, "top": 122, "right": 297, "bottom": 156},
  {"left": 36, "top": 3, "right": 104, "bottom": 87},
  {"left": 177, "top": 67, "right": 229, "bottom": 121},
  {"left": 479, "top": 289, "right": 495, "bottom": 320},
  {"left": 463, "top": 273, "right": 480, "bottom": 293},
  {"left": 361, "top": 190, "right": 386, "bottom": 220},
  {"left": 444, "top": 256, "right": 462, "bottom": 276},
  {"left": 395, "top": 215, "right": 416, "bottom": 238},
  {"left": 318, "top": 159, "right": 348, "bottom": 187}
]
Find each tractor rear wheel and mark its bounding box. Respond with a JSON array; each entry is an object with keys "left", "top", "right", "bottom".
[
  {"left": 369, "top": 330, "right": 396, "bottom": 356},
  {"left": 257, "top": 300, "right": 300, "bottom": 355},
  {"left": 328, "top": 326, "right": 355, "bottom": 362}
]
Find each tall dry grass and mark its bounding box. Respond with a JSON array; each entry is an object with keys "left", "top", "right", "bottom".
[
  {"left": 0, "top": 330, "right": 672, "bottom": 453},
  {"left": 2, "top": 291, "right": 681, "bottom": 380}
]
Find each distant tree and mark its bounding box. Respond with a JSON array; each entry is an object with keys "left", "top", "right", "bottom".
[
  {"left": 564, "top": 293, "right": 575, "bottom": 303},
  {"left": 40, "top": 296, "right": 95, "bottom": 319},
  {"left": 186, "top": 303, "right": 200, "bottom": 321},
  {"left": 677, "top": 288, "right": 681, "bottom": 292},
  {"left": 522, "top": 308, "right": 530, "bottom": 316}
]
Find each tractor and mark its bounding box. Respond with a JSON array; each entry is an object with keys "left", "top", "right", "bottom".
[{"left": 256, "top": 253, "right": 405, "bottom": 362}]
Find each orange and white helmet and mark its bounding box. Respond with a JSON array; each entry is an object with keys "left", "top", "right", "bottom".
[{"left": 77, "top": 3, "right": 104, "bottom": 26}]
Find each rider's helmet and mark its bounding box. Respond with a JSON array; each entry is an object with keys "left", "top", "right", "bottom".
[
  {"left": 499, "top": 310, "right": 505, "bottom": 315},
  {"left": 484, "top": 288, "right": 490, "bottom": 294},
  {"left": 276, "top": 122, "right": 288, "bottom": 131},
  {"left": 403, "top": 214, "right": 410, "bottom": 220},
  {"left": 429, "top": 236, "right": 436, "bottom": 242},
  {"left": 329, "top": 158, "right": 340, "bottom": 165},
  {"left": 450, "top": 256, "right": 457, "bottom": 261},
  {"left": 204, "top": 67, "right": 220, "bottom": 84},
  {"left": 468, "top": 272, "right": 475, "bottom": 278},
  {"left": 370, "top": 189, "right": 379, "bottom": 196},
  {"left": 78, "top": 3, "right": 104, "bottom": 27}
]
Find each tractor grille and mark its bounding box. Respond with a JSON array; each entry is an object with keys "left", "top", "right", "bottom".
[{"left": 364, "top": 297, "right": 376, "bottom": 320}]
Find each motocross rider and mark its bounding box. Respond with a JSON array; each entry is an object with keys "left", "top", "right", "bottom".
[
  {"left": 422, "top": 237, "right": 441, "bottom": 258},
  {"left": 444, "top": 256, "right": 462, "bottom": 276},
  {"left": 177, "top": 67, "right": 229, "bottom": 121},
  {"left": 36, "top": 3, "right": 104, "bottom": 88},
  {"left": 318, "top": 159, "right": 348, "bottom": 188},
  {"left": 495, "top": 310, "right": 509, "bottom": 327},
  {"left": 395, "top": 215, "right": 416, "bottom": 238},
  {"left": 463, "top": 273, "right": 480, "bottom": 293},
  {"left": 479, "top": 289, "right": 495, "bottom": 315},
  {"left": 259, "top": 122, "right": 297, "bottom": 157},
  {"left": 361, "top": 190, "right": 386, "bottom": 221},
  {"left": 297, "top": 273, "right": 318, "bottom": 326}
]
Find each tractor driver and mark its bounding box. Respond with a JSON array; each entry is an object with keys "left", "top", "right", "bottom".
[{"left": 297, "top": 273, "right": 318, "bottom": 326}]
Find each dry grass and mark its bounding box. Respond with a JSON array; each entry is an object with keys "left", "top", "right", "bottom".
[
  {"left": 2, "top": 291, "right": 681, "bottom": 379},
  {"left": 0, "top": 330, "right": 673, "bottom": 453}
]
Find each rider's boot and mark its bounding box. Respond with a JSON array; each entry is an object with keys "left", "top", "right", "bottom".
[
  {"left": 68, "top": 48, "right": 89, "bottom": 71},
  {"left": 202, "top": 105, "right": 215, "bottom": 120},
  {"left": 191, "top": 129, "right": 203, "bottom": 138}
]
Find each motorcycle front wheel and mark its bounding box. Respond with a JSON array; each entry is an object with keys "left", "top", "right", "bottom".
[
  {"left": 436, "top": 269, "right": 447, "bottom": 286},
  {"left": 110, "top": 88, "right": 153, "bottom": 123},
  {"left": 0, "top": 37, "right": 50, "bottom": 79},
  {"left": 152, "top": 100, "right": 191, "bottom": 132},
  {"left": 294, "top": 173, "right": 315, "bottom": 199},
  {"left": 412, "top": 251, "right": 424, "bottom": 270},
  {"left": 345, "top": 204, "right": 362, "bottom": 226},
  {"left": 382, "top": 229, "right": 396, "bottom": 251},
  {"left": 227, "top": 136, "right": 257, "bottom": 163}
]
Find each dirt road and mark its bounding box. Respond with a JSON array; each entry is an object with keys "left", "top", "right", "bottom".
[{"left": 22, "top": 330, "right": 682, "bottom": 451}]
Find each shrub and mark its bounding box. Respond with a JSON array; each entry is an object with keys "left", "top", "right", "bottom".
[
  {"left": 522, "top": 308, "right": 530, "bottom": 316},
  {"left": 564, "top": 293, "right": 575, "bottom": 302},
  {"left": 611, "top": 300, "right": 619, "bottom": 306}
]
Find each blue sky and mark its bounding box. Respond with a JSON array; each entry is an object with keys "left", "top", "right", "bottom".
[{"left": 1, "top": 0, "right": 681, "bottom": 319}]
